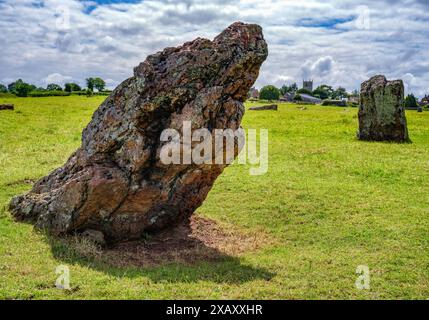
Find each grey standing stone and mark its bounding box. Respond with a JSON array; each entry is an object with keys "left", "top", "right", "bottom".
[{"left": 358, "top": 75, "right": 409, "bottom": 142}]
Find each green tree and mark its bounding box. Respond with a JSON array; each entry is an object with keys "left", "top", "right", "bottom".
[
  {"left": 93, "top": 77, "right": 106, "bottom": 92},
  {"left": 64, "top": 83, "right": 82, "bottom": 92},
  {"left": 0, "top": 84, "right": 7, "bottom": 93},
  {"left": 15, "top": 81, "right": 35, "bottom": 97},
  {"left": 46, "top": 83, "right": 63, "bottom": 91},
  {"left": 351, "top": 89, "right": 359, "bottom": 97},
  {"left": 8, "top": 79, "right": 24, "bottom": 93},
  {"left": 293, "top": 94, "right": 302, "bottom": 101},
  {"left": 86, "top": 78, "right": 95, "bottom": 91},
  {"left": 7, "top": 79, "right": 36, "bottom": 97},
  {"left": 313, "top": 85, "right": 334, "bottom": 100},
  {"left": 332, "top": 87, "right": 347, "bottom": 100},
  {"left": 296, "top": 88, "right": 313, "bottom": 95},
  {"left": 280, "top": 83, "right": 298, "bottom": 95},
  {"left": 259, "top": 85, "right": 280, "bottom": 101},
  {"left": 404, "top": 94, "right": 418, "bottom": 109}
]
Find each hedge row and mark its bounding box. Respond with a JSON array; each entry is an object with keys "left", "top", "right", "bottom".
[
  {"left": 28, "top": 90, "right": 70, "bottom": 97},
  {"left": 70, "top": 91, "right": 112, "bottom": 96},
  {"left": 2, "top": 90, "right": 113, "bottom": 97},
  {"left": 0, "top": 93, "right": 16, "bottom": 98}
]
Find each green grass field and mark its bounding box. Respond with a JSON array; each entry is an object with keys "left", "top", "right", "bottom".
[{"left": 1, "top": 96, "right": 429, "bottom": 299}]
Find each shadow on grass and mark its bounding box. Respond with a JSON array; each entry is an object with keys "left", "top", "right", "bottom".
[{"left": 45, "top": 216, "right": 275, "bottom": 284}]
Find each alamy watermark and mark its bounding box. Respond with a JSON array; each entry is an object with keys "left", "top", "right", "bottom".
[
  {"left": 355, "top": 5, "right": 371, "bottom": 30},
  {"left": 55, "top": 5, "right": 70, "bottom": 31},
  {"left": 55, "top": 265, "right": 70, "bottom": 290},
  {"left": 355, "top": 265, "right": 370, "bottom": 290},
  {"left": 160, "top": 121, "right": 269, "bottom": 176}
]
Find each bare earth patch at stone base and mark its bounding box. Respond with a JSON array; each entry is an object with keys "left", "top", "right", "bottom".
[{"left": 54, "top": 216, "right": 273, "bottom": 268}]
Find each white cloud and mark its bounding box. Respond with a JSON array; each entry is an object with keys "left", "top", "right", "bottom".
[
  {"left": 403, "top": 73, "right": 417, "bottom": 95},
  {"left": 0, "top": 0, "right": 428, "bottom": 97},
  {"left": 301, "top": 56, "right": 335, "bottom": 80},
  {"left": 42, "top": 73, "right": 73, "bottom": 85}
]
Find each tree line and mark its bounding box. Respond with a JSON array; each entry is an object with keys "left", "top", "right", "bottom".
[
  {"left": 255, "top": 83, "right": 354, "bottom": 101},
  {"left": 254, "top": 82, "right": 422, "bottom": 108},
  {"left": 0, "top": 77, "right": 108, "bottom": 97}
]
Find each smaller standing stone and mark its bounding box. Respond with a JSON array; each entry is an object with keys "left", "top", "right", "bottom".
[
  {"left": 0, "top": 104, "right": 14, "bottom": 111},
  {"left": 321, "top": 100, "right": 347, "bottom": 107},
  {"left": 249, "top": 104, "right": 277, "bottom": 111},
  {"left": 358, "top": 75, "right": 409, "bottom": 142}
]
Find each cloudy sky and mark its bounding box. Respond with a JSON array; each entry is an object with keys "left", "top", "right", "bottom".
[{"left": 1, "top": 0, "right": 428, "bottom": 97}]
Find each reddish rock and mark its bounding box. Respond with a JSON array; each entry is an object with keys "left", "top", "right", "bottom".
[{"left": 9, "top": 22, "right": 268, "bottom": 243}]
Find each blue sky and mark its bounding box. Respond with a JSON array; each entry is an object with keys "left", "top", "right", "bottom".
[
  {"left": 1, "top": 0, "right": 429, "bottom": 97},
  {"left": 85, "top": 0, "right": 141, "bottom": 4},
  {"left": 80, "top": 0, "right": 140, "bottom": 13}
]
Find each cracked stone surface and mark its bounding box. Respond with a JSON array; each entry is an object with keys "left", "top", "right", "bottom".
[
  {"left": 358, "top": 75, "right": 409, "bottom": 142},
  {"left": 9, "top": 22, "right": 268, "bottom": 243}
]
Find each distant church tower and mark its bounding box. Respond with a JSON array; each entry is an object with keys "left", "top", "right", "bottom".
[{"left": 303, "top": 80, "right": 313, "bottom": 92}]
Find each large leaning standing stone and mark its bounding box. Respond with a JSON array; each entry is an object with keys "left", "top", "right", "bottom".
[
  {"left": 358, "top": 75, "right": 409, "bottom": 142},
  {"left": 9, "top": 22, "right": 268, "bottom": 242}
]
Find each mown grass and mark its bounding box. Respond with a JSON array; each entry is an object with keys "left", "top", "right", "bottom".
[{"left": 1, "top": 96, "right": 428, "bottom": 299}]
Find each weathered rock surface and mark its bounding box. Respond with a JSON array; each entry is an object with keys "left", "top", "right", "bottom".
[
  {"left": 249, "top": 104, "right": 277, "bottom": 111},
  {"left": 9, "top": 22, "right": 268, "bottom": 243},
  {"left": 358, "top": 75, "right": 409, "bottom": 142},
  {"left": 0, "top": 104, "right": 14, "bottom": 111}
]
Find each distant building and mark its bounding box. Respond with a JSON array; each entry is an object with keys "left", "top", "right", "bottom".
[
  {"left": 280, "top": 92, "right": 296, "bottom": 102},
  {"left": 420, "top": 95, "right": 429, "bottom": 106},
  {"left": 249, "top": 87, "right": 259, "bottom": 99},
  {"left": 280, "top": 91, "right": 321, "bottom": 104},
  {"left": 348, "top": 96, "right": 360, "bottom": 104},
  {"left": 299, "top": 93, "right": 322, "bottom": 104},
  {"left": 303, "top": 80, "right": 313, "bottom": 92}
]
